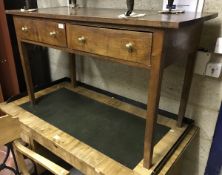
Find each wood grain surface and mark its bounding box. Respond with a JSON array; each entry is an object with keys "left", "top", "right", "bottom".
[
  {"left": 144, "top": 30, "right": 165, "bottom": 168},
  {"left": 6, "top": 7, "right": 218, "bottom": 29},
  {"left": 14, "top": 17, "right": 67, "bottom": 47},
  {"left": 7, "top": 7, "right": 217, "bottom": 172},
  {"left": 67, "top": 24, "right": 152, "bottom": 67}
]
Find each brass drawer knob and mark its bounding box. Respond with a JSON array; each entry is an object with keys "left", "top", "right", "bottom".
[
  {"left": 21, "top": 26, "right": 28, "bottom": 32},
  {"left": 49, "top": 31, "right": 57, "bottom": 37},
  {"left": 126, "top": 42, "right": 134, "bottom": 53},
  {"left": 78, "top": 36, "right": 86, "bottom": 44}
]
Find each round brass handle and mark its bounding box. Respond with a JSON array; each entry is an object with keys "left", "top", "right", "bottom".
[
  {"left": 21, "top": 26, "right": 28, "bottom": 32},
  {"left": 126, "top": 42, "right": 134, "bottom": 53},
  {"left": 49, "top": 31, "right": 57, "bottom": 37},
  {"left": 78, "top": 36, "right": 86, "bottom": 44}
]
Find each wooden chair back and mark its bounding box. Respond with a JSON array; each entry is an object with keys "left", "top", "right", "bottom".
[
  {"left": 0, "top": 113, "right": 70, "bottom": 175},
  {"left": 0, "top": 113, "right": 21, "bottom": 145}
]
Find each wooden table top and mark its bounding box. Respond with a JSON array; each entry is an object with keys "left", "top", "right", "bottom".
[
  {"left": 6, "top": 7, "right": 217, "bottom": 29},
  {"left": 0, "top": 82, "right": 192, "bottom": 175}
]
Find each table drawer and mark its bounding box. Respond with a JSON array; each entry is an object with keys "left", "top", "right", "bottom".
[
  {"left": 67, "top": 25, "right": 152, "bottom": 67},
  {"left": 14, "top": 17, "right": 67, "bottom": 47}
]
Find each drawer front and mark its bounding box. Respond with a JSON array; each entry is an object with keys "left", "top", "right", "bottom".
[
  {"left": 14, "top": 17, "right": 67, "bottom": 47},
  {"left": 67, "top": 25, "right": 152, "bottom": 66},
  {"left": 14, "top": 17, "right": 38, "bottom": 41}
]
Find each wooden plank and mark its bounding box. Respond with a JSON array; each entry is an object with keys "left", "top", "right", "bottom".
[
  {"left": 13, "top": 142, "right": 31, "bottom": 175},
  {"left": 14, "top": 140, "right": 70, "bottom": 175}
]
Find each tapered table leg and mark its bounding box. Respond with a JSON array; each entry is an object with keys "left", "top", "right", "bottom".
[
  {"left": 177, "top": 52, "right": 197, "bottom": 127},
  {"left": 143, "top": 31, "right": 165, "bottom": 169},
  {"left": 18, "top": 41, "right": 35, "bottom": 104},
  {"left": 69, "top": 53, "right": 77, "bottom": 88}
]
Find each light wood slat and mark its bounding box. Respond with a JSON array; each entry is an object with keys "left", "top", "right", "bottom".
[
  {"left": 14, "top": 140, "right": 70, "bottom": 175},
  {"left": 13, "top": 143, "right": 31, "bottom": 175}
]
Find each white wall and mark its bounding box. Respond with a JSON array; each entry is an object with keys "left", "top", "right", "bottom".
[{"left": 37, "top": 1, "right": 222, "bottom": 174}]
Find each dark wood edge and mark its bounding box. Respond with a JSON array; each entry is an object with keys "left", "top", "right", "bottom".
[
  {"left": 178, "top": 13, "right": 218, "bottom": 28},
  {"left": 5, "top": 11, "right": 179, "bottom": 29},
  {"left": 5, "top": 8, "right": 218, "bottom": 29},
  {"left": 13, "top": 15, "right": 163, "bottom": 33},
  {"left": 13, "top": 15, "right": 164, "bottom": 34}
]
